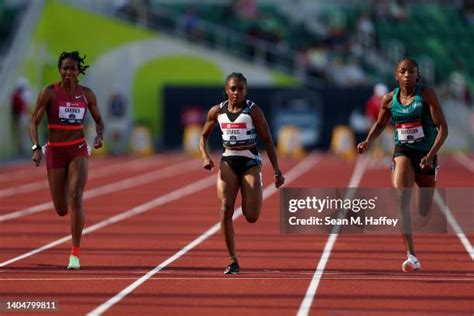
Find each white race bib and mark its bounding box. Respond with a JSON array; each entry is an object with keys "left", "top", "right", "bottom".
[
  {"left": 59, "top": 104, "right": 86, "bottom": 124},
  {"left": 396, "top": 121, "right": 424, "bottom": 144}
]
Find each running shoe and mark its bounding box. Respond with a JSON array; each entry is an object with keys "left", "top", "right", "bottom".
[
  {"left": 224, "top": 262, "right": 239, "bottom": 274},
  {"left": 402, "top": 254, "right": 420, "bottom": 272},
  {"left": 67, "top": 255, "right": 80, "bottom": 270}
]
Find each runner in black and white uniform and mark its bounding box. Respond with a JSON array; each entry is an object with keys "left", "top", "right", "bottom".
[
  {"left": 200, "top": 72, "right": 284, "bottom": 275},
  {"left": 218, "top": 99, "right": 262, "bottom": 178}
]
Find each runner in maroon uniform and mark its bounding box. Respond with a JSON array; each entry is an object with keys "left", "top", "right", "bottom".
[{"left": 29, "top": 51, "right": 104, "bottom": 270}]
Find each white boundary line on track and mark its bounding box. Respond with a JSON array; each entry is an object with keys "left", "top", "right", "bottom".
[
  {"left": 86, "top": 153, "right": 321, "bottom": 316},
  {"left": 454, "top": 153, "right": 474, "bottom": 173},
  {"left": 298, "top": 154, "right": 474, "bottom": 316},
  {"left": 0, "top": 159, "right": 198, "bottom": 222},
  {"left": 0, "top": 157, "right": 166, "bottom": 198},
  {"left": 0, "top": 173, "right": 217, "bottom": 268},
  {"left": 3, "top": 276, "right": 473, "bottom": 282},
  {"left": 297, "top": 155, "right": 369, "bottom": 316},
  {"left": 441, "top": 153, "right": 474, "bottom": 260},
  {"left": 0, "top": 157, "right": 135, "bottom": 183},
  {"left": 434, "top": 191, "right": 474, "bottom": 260}
]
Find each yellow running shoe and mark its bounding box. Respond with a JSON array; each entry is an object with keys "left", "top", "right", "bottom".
[{"left": 67, "top": 255, "right": 80, "bottom": 270}]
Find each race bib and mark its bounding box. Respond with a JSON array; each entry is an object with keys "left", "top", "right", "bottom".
[
  {"left": 396, "top": 121, "right": 424, "bottom": 144},
  {"left": 58, "top": 102, "right": 86, "bottom": 124}
]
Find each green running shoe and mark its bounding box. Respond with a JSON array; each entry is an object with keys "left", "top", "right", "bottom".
[{"left": 67, "top": 255, "right": 80, "bottom": 270}]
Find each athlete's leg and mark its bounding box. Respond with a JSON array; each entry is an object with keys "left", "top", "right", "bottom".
[
  {"left": 240, "top": 166, "right": 263, "bottom": 223},
  {"left": 67, "top": 156, "right": 88, "bottom": 248},
  {"left": 47, "top": 169, "right": 68, "bottom": 216},
  {"left": 217, "top": 161, "right": 240, "bottom": 262},
  {"left": 414, "top": 174, "right": 436, "bottom": 217},
  {"left": 392, "top": 156, "right": 416, "bottom": 255}
]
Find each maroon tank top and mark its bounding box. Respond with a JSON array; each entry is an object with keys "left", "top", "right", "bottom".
[{"left": 47, "top": 82, "right": 88, "bottom": 129}]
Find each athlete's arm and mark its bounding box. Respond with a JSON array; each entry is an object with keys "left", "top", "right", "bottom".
[
  {"left": 357, "top": 92, "right": 393, "bottom": 154},
  {"left": 251, "top": 105, "right": 284, "bottom": 188},
  {"left": 199, "top": 105, "right": 219, "bottom": 170},
  {"left": 29, "top": 85, "right": 53, "bottom": 166},
  {"left": 85, "top": 88, "right": 104, "bottom": 149},
  {"left": 420, "top": 87, "right": 448, "bottom": 169}
]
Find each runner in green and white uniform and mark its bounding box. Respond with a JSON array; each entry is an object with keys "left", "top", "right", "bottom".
[
  {"left": 391, "top": 83, "right": 439, "bottom": 175},
  {"left": 357, "top": 58, "right": 448, "bottom": 273}
]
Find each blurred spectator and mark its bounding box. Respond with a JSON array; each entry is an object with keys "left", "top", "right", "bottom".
[
  {"left": 11, "top": 77, "right": 32, "bottom": 154},
  {"left": 389, "top": 0, "right": 411, "bottom": 22},
  {"left": 180, "top": 7, "right": 203, "bottom": 42},
  {"left": 356, "top": 13, "right": 375, "bottom": 51},
  {"left": 233, "top": 0, "right": 260, "bottom": 20},
  {"left": 448, "top": 64, "right": 472, "bottom": 107},
  {"left": 107, "top": 88, "right": 130, "bottom": 155},
  {"left": 365, "top": 83, "right": 388, "bottom": 124},
  {"left": 329, "top": 57, "right": 367, "bottom": 87},
  {"left": 307, "top": 42, "right": 330, "bottom": 79},
  {"left": 462, "top": 0, "right": 474, "bottom": 25},
  {"left": 115, "top": 0, "right": 150, "bottom": 26}
]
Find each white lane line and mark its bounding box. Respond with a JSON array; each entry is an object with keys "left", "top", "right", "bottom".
[
  {"left": 0, "top": 157, "right": 132, "bottom": 183},
  {"left": 0, "top": 174, "right": 217, "bottom": 268},
  {"left": 2, "top": 276, "right": 473, "bottom": 282},
  {"left": 434, "top": 191, "right": 474, "bottom": 261},
  {"left": 454, "top": 153, "right": 474, "bottom": 173},
  {"left": 87, "top": 153, "right": 321, "bottom": 316},
  {"left": 297, "top": 155, "right": 369, "bottom": 316},
  {"left": 0, "top": 157, "right": 168, "bottom": 198},
  {"left": 0, "top": 159, "right": 198, "bottom": 222}
]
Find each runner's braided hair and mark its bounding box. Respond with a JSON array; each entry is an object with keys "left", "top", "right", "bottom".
[{"left": 58, "top": 51, "right": 90, "bottom": 75}]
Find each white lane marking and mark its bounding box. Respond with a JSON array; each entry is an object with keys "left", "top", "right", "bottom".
[
  {"left": 87, "top": 153, "right": 320, "bottom": 316},
  {"left": 434, "top": 191, "right": 474, "bottom": 260},
  {"left": 0, "top": 157, "right": 168, "bottom": 198},
  {"left": 1, "top": 276, "right": 472, "bottom": 282},
  {"left": 454, "top": 153, "right": 474, "bottom": 173},
  {"left": 0, "top": 160, "right": 198, "bottom": 222},
  {"left": 0, "top": 174, "right": 217, "bottom": 268},
  {"left": 297, "top": 155, "right": 368, "bottom": 316}
]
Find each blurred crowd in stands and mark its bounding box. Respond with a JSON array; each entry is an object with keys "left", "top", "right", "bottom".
[{"left": 109, "top": 0, "right": 472, "bottom": 109}]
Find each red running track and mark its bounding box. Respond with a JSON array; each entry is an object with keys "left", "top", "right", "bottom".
[{"left": 0, "top": 153, "right": 472, "bottom": 315}]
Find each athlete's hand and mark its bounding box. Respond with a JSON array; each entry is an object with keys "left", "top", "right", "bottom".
[
  {"left": 93, "top": 135, "right": 103, "bottom": 149},
  {"left": 420, "top": 156, "right": 433, "bottom": 170},
  {"left": 357, "top": 141, "right": 369, "bottom": 154},
  {"left": 202, "top": 157, "right": 214, "bottom": 171},
  {"left": 275, "top": 171, "right": 285, "bottom": 189},
  {"left": 32, "top": 150, "right": 42, "bottom": 167}
]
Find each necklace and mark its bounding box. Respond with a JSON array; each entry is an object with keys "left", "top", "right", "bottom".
[{"left": 400, "top": 90, "right": 415, "bottom": 99}]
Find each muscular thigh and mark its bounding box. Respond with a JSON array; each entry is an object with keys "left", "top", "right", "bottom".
[
  {"left": 217, "top": 161, "right": 240, "bottom": 207},
  {"left": 67, "top": 156, "right": 88, "bottom": 195},
  {"left": 241, "top": 166, "right": 262, "bottom": 211},
  {"left": 392, "top": 156, "right": 415, "bottom": 188},
  {"left": 47, "top": 168, "right": 68, "bottom": 210}
]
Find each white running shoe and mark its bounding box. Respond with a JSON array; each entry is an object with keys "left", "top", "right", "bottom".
[{"left": 402, "top": 254, "right": 420, "bottom": 272}]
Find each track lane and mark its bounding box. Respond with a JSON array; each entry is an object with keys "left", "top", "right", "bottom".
[{"left": 308, "top": 155, "right": 474, "bottom": 315}]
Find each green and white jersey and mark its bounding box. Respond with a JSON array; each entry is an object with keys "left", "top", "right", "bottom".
[{"left": 391, "top": 84, "right": 438, "bottom": 151}]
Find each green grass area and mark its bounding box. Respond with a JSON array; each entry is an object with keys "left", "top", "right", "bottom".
[
  {"left": 14, "top": 0, "right": 300, "bottom": 152},
  {"left": 132, "top": 56, "right": 224, "bottom": 136},
  {"left": 22, "top": 0, "right": 155, "bottom": 89},
  {"left": 272, "top": 72, "right": 301, "bottom": 86}
]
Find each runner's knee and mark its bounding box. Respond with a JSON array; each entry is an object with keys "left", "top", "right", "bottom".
[
  {"left": 56, "top": 208, "right": 68, "bottom": 216},
  {"left": 67, "top": 188, "right": 84, "bottom": 210},
  {"left": 244, "top": 214, "right": 258, "bottom": 223},
  {"left": 220, "top": 202, "right": 234, "bottom": 220}
]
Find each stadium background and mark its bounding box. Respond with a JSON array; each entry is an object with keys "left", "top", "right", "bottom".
[
  {"left": 0, "top": 1, "right": 473, "bottom": 315},
  {"left": 0, "top": 0, "right": 472, "bottom": 159}
]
